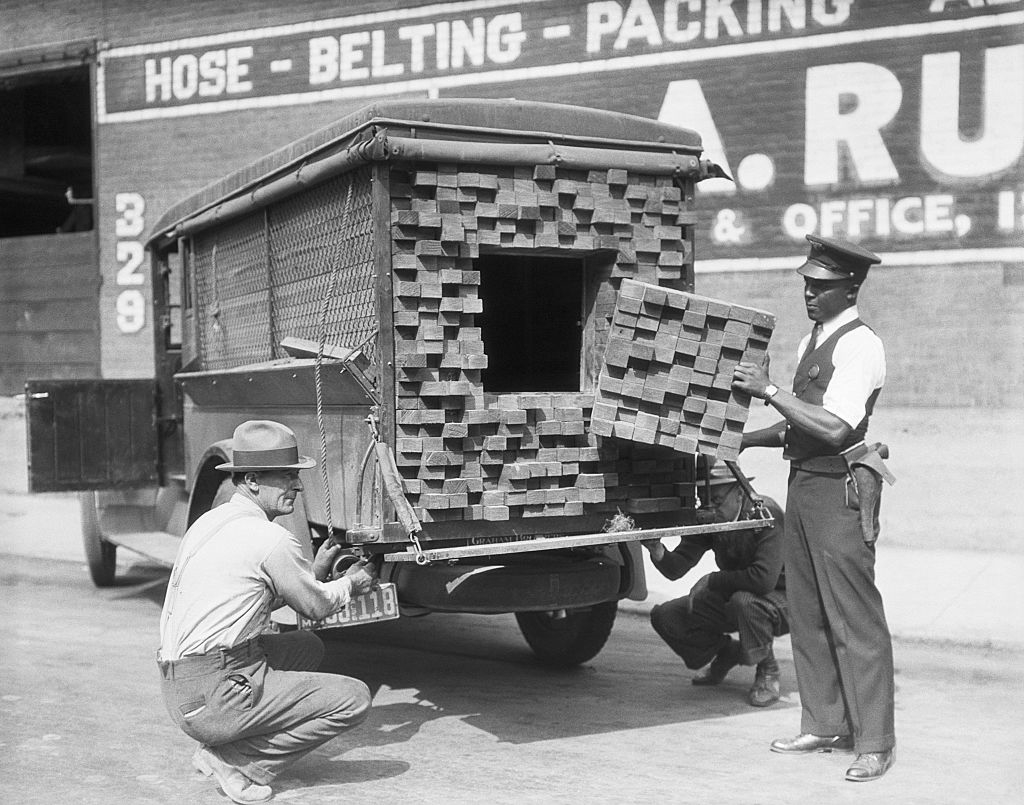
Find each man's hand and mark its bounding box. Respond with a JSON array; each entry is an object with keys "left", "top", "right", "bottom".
[
  {"left": 313, "top": 541, "right": 342, "bottom": 582},
  {"left": 732, "top": 354, "right": 772, "bottom": 399},
  {"left": 641, "top": 538, "right": 665, "bottom": 562},
  {"left": 687, "top": 573, "right": 713, "bottom": 613},
  {"left": 344, "top": 559, "right": 378, "bottom": 597}
]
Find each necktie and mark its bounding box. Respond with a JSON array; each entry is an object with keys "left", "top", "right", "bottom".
[{"left": 801, "top": 323, "right": 823, "bottom": 363}]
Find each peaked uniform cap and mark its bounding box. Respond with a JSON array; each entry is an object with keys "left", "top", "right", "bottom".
[
  {"left": 797, "top": 234, "right": 881, "bottom": 282},
  {"left": 216, "top": 420, "right": 316, "bottom": 472}
]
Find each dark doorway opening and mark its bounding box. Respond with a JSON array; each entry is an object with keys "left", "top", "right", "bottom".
[
  {"left": 477, "top": 253, "right": 583, "bottom": 392},
  {"left": 0, "top": 67, "right": 93, "bottom": 238}
]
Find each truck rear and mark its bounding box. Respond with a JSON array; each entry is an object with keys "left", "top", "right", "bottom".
[{"left": 25, "top": 99, "right": 773, "bottom": 666}]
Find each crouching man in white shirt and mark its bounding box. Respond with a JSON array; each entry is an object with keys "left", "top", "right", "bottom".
[{"left": 157, "top": 420, "right": 377, "bottom": 804}]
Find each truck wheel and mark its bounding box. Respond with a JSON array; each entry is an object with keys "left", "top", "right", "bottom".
[
  {"left": 80, "top": 491, "right": 117, "bottom": 587},
  {"left": 515, "top": 601, "right": 618, "bottom": 668}
]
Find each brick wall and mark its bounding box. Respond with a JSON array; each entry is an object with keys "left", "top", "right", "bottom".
[{"left": 697, "top": 263, "right": 1024, "bottom": 408}]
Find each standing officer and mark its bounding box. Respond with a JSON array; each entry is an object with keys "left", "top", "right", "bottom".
[
  {"left": 644, "top": 462, "right": 787, "bottom": 707},
  {"left": 157, "top": 420, "right": 378, "bottom": 804},
  {"left": 732, "top": 235, "right": 896, "bottom": 783}
]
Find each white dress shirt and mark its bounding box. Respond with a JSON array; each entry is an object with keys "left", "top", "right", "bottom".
[{"left": 159, "top": 493, "right": 354, "bottom": 660}]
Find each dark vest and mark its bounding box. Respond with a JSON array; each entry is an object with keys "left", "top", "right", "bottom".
[{"left": 784, "top": 318, "right": 881, "bottom": 461}]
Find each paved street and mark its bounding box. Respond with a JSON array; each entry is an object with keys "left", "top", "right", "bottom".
[{"left": 1, "top": 551, "right": 1021, "bottom": 805}]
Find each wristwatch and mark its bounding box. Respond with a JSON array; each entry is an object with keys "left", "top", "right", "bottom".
[{"left": 763, "top": 384, "right": 779, "bottom": 405}]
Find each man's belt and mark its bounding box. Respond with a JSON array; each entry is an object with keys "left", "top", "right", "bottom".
[
  {"left": 790, "top": 455, "right": 848, "bottom": 474},
  {"left": 791, "top": 443, "right": 896, "bottom": 483},
  {"left": 157, "top": 635, "right": 265, "bottom": 681}
]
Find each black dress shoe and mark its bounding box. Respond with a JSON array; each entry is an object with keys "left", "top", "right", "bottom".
[
  {"left": 846, "top": 749, "right": 895, "bottom": 782},
  {"left": 770, "top": 733, "right": 854, "bottom": 754},
  {"left": 692, "top": 638, "right": 741, "bottom": 686}
]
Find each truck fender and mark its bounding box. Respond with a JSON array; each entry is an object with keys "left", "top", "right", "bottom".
[{"left": 615, "top": 541, "right": 648, "bottom": 601}]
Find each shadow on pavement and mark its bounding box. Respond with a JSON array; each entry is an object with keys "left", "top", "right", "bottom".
[{"left": 317, "top": 611, "right": 791, "bottom": 748}]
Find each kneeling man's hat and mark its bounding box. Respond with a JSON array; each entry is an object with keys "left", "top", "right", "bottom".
[
  {"left": 798, "top": 235, "right": 880, "bottom": 282},
  {"left": 216, "top": 420, "right": 316, "bottom": 471}
]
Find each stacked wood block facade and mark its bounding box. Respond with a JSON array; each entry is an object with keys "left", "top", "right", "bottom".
[
  {"left": 389, "top": 162, "right": 703, "bottom": 523},
  {"left": 591, "top": 279, "right": 775, "bottom": 462}
]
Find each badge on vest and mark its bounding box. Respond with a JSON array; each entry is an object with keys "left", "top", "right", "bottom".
[{"left": 808, "top": 364, "right": 820, "bottom": 379}]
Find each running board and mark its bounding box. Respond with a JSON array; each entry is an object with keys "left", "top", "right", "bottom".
[
  {"left": 383, "top": 518, "right": 773, "bottom": 564},
  {"left": 105, "top": 530, "right": 180, "bottom": 567}
]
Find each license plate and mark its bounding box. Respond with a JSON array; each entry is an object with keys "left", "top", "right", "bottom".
[{"left": 296, "top": 583, "right": 400, "bottom": 630}]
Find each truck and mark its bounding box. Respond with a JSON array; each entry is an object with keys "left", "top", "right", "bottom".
[{"left": 24, "top": 99, "right": 773, "bottom": 667}]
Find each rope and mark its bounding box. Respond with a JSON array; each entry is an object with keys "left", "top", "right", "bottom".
[{"left": 313, "top": 180, "right": 355, "bottom": 545}]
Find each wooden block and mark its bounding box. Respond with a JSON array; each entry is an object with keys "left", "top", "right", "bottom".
[
  {"left": 682, "top": 309, "right": 706, "bottom": 329},
  {"left": 611, "top": 420, "right": 634, "bottom": 440},
  {"left": 607, "top": 168, "right": 628, "bottom": 186},
  {"left": 562, "top": 421, "right": 586, "bottom": 436},
  {"left": 441, "top": 422, "right": 469, "bottom": 439},
  {"left": 483, "top": 505, "right": 510, "bottom": 521},
  {"left": 705, "top": 299, "right": 732, "bottom": 319},
  {"left": 635, "top": 411, "right": 660, "bottom": 432},
  {"left": 693, "top": 356, "right": 718, "bottom": 375},
  {"left": 537, "top": 420, "right": 563, "bottom": 436},
  {"left": 674, "top": 433, "right": 699, "bottom": 453},
  {"left": 619, "top": 279, "right": 646, "bottom": 299},
  {"left": 721, "top": 332, "right": 748, "bottom": 352},
  {"left": 712, "top": 373, "right": 734, "bottom": 391},
  {"left": 698, "top": 342, "right": 722, "bottom": 360},
  {"left": 625, "top": 497, "right": 681, "bottom": 513}
]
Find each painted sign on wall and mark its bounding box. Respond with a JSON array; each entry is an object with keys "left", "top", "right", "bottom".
[{"left": 97, "top": 0, "right": 1023, "bottom": 263}]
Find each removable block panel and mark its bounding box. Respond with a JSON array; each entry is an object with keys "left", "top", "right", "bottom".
[
  {"left": 390, "top": 165, "right": 699, "bottom": 522},
  {"left": 593, "top": 279, "right": 775, "bottom": 461}
]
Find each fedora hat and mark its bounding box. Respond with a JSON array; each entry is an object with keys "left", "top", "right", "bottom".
[{"left": 216, "top": 420, "right": 316, "bottom": 472}]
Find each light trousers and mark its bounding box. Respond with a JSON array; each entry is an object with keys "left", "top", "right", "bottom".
[{"left": 158, "top": 630, "right": 371, "bottom": 784}]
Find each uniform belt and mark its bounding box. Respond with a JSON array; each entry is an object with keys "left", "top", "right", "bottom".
[
  {"left": 790, "top": 454, "right": 847, "bottom": 474},
  {"left": 157, "top": 636, "right": 265, "bottom": 681}
]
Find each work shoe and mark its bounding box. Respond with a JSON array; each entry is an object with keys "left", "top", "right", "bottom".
[
  {"left": 192, "top": 745, "right": 273, "bottom": 804},
  {"left": 846, "top": 749, "right": 895, "bottom": 782},
  {"left": 770, "top": 733, "right": 854, "bottom": 754},
  {"left": 748, "top": 666, "right": 781, "bottom": 707},
  {"left": 692, "top": 638, "right": 741, "bottom": 686}
]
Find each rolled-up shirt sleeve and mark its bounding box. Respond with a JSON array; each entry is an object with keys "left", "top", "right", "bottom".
[{"left": 263, "top": 534, "right": 354, "bottom": 621}]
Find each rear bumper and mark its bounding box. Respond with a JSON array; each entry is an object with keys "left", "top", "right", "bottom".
[{"left": 388, "top": 555, "right": 622, "bottom": 614}]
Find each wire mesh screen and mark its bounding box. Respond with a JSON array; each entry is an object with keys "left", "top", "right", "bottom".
[
  {"left": 193, "top": 214, "right": 271, "bottom": 369},
  {"left": 191, "top": 168, "right": 377, "bottom": 371}
]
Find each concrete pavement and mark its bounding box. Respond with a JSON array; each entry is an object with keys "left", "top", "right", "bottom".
[{"left": 622, "top": 544, "right": 1024, "bottom": 650}]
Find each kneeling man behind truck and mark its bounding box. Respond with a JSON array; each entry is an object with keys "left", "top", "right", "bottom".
[
  {"left": 644, "top": 462, "right": 788, "bottom": 707},
  {"left": 157, "top": 420, "right": 377, "bottom": 804}
]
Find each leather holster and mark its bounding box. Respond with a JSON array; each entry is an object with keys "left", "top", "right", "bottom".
[{"left": 842, "top": 442, "right": 896, "bottom": 545}]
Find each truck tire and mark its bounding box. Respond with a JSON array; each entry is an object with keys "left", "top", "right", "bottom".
[
  {"left": 80, "top": 491, "right": 117, "bottom": 587},
  {"left": 515, "top": 601, "right": 618, "bottom": 668}
]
